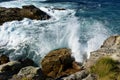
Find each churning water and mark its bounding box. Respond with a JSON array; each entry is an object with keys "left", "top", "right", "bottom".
[{"left": 0, "top": 0, "right": 120, "bottom": 65}]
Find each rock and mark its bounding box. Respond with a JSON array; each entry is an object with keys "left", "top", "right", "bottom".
[
  {"left": 12, "top": 66, "right": 46, "bottom": 80},
  {"left": 62, "top": 70, "right": 89, "bottom": 80},
  {"left": 41, "top": 48, "right": 81, "bottom": 79},
  {"left": 18, "top": 66, "right": 40, "bottom": 76},
  {"left": 18, "top": 58, "right": 35, "bottom": 67},
  {"left": 0, "top": 54, "right": 9, "bottom": 65},
  {"left": 0, "top": 5, "right": 50, "bottom": 25},
  {"left": 0, "top": 61, "right": 22, "bottom": 80},
  {"left": 53, "top": 8, "right": 66, "bottom": 10},
  {"left": 101, "top": 35, "right": 120, "bottom": 49},
  {"left": 0, "top": 61, "right": 21, "bottom": 73}
]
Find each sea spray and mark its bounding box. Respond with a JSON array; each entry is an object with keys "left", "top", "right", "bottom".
[{"left": 0, "top": 4, "right": 111, "bottom": 65}]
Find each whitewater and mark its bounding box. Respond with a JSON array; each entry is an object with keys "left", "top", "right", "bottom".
[{"left": 0, "top": 0, "right": 119, "bottom": 65}]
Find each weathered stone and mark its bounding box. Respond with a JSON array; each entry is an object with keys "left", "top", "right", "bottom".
[{"left": 41, "top": 48, "right": 81, "bottom": 79}]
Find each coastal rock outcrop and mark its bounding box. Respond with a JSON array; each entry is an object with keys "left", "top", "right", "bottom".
[
  {"left": 41, "top": 48, "right": 81, "bottom": 79},
  {"left": 0, "top": 5, "right": 50, "bottom": 25},
  {"left": 84, "top": 35, "right": 120, "bottom": 72}
]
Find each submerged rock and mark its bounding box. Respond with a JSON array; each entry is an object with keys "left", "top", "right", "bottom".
[
  {"left": 0, "top": 54, "right": 9, "bottom": 65},
  {"left": 0, "top": 5, "right": 50, "bottom": 25},
  {"left": 41, "top": 48, "right": 81, "bottom": 79}
]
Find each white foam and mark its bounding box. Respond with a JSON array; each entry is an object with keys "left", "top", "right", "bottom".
[{"left": 0, "top": 1, "right": 110, "bottom": 64}]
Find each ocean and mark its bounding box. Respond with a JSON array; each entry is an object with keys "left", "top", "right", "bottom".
[{"left": 0, "top": 0, "right": 120, "bottom": 65}]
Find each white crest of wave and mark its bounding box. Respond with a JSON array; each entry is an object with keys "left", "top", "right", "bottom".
[{"left": 0, "top": 5, "right": 110, "bottom": 64}]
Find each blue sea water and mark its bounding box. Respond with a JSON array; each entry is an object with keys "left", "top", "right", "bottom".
[{"left": 0, "top": 0, "right": 120, "bottom": 65}]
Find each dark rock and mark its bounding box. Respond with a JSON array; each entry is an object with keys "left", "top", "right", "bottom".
[
  {"left": 0, "top": 61, "right": 22, "bottom": 73},
  {"left": 0, "top": 61, "right": 22, "bottom": 80},
  {"left": 18, "top": 58, "right": 35, "bottom": 67},
  {"left": 53, "top": 8, "right": 66, "bottom": 10},
  {"left": 0, "top": 5, "right": 50, "bottom": 25},
  {"left": 0, "top": 54, "right": 9, "bottom": 65},
  {"left": 41, "top": 48, "right": 81, "bottom": 79}
]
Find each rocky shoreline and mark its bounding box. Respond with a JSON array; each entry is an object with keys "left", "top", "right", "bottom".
[
  {"left": 0, "top": 35, "right": 120, "bottom": 80},
  {"left": 0, "top": 5, "right": 50, "bottom": 25},
  {"left": 0, "top": 4, "right": 120, "bottom": 80}
]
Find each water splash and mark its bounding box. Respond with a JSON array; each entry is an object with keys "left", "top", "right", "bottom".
[{"left": 0, "top": 5, "right": 110, "bottom": 65}]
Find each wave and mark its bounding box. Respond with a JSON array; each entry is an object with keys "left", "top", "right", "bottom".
[{"left": 0, "top": 0, "right": 113, "bottom": 65}]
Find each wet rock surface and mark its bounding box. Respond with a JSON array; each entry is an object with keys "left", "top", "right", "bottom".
[{"left": 0, "top": 5, "right": 50, "bottom": 25}]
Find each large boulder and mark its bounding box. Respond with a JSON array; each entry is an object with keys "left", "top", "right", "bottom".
[
  {"left": 0, "top": 5, "right": 50, "bottom": 25},
  {"left": 0, "top": 54, "right": 9, "bottom": 65},
  {"left": 41, "top": 48, "right": 81, "bottom": 79}
]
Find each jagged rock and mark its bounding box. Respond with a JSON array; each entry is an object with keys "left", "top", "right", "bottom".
[
  {"left": 62, "top": 70, "right": 89, "bottom": 80},
  {"left": 0, "top": 54, "right": 9, "bottom": 65},
  {"left": 0, "top": 5, "right": 50, "bottom": 25},
  {"left": 41, "top": 48, "right": 81, "bottom": 79}
]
